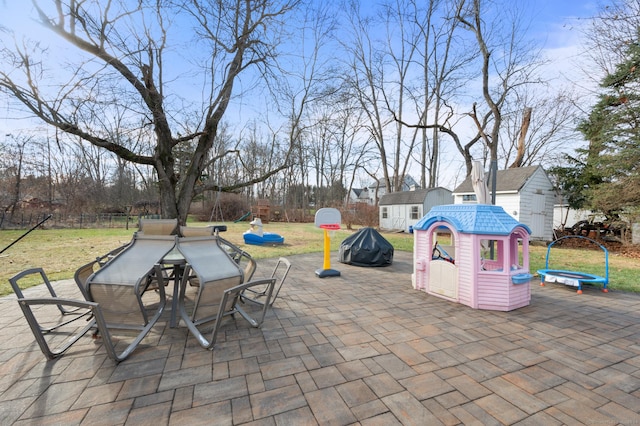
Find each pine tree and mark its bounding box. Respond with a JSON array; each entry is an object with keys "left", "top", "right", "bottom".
[{"left": 552, "top": 37, "right": 640, "bottom": 216}]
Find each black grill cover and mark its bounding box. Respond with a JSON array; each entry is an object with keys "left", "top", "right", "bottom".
[{"left": 339, "top": 227, "right": 394, "bottom": 267}]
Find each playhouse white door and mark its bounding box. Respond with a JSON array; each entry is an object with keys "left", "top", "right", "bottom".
[{"left": 429, "top": 261, "right": 458, "bottom": 300}]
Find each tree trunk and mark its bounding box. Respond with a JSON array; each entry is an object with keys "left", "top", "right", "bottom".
[{"left": 509, "top": 107, "right": 532, "bottom": 168}]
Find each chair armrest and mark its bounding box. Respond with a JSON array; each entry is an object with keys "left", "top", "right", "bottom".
[
  {"left": 228, "top": 278, "right": 277, "bottom": 298},
  {"left": 18, "top": 297, "right": 99, "bottom": 310},
  {"left": 226, "top": 278, "right": 276, "bottom": 327}
]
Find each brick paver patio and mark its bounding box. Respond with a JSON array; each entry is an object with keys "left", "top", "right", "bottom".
[{"left": 1, "top": 251, "right": 639, "bottom": 425}]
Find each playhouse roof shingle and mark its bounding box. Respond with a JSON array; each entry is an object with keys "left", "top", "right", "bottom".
[{"left": 413, "top": 204, "right": 531, "bottom": 235}]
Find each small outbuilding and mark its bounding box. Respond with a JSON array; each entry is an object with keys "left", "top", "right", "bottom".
[
  {"left": 412, "top": 204, "right": 533, "bottom": 311},
  {"left": 452, "top": 165, "right": 554, "bottom": 241},
  {"left": 379, "top": 187, "right": 453, "bottom": 233}
]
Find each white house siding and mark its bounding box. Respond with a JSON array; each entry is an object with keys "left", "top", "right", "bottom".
[
  {"left": 517, "top": 169, "right": 554, "bottom": 240},
  {"left": 453, "top": 168, "right": 554, "bottom": 241},
  {"left": 553, "top": 206, "right": 596, "bottom": 229},
  {"left": 453, "top": 194, "right": 468, "bottom": 204},
  {"left": 379, "top": 206, "right": 387, "bottom": 229},
  {"left": 379, "top": 206, "right": 393, "bottom": 230},
  {"left": 379, "top": 204, "right": 412, "bottom": 231},
  {"left": 405, "top": 204, "right": 422, "bottom": 233},
  {"left": 392, "top": 205, "right": 405, "bottom": 230},
  {"left": 495, "top": 193, "right": 520, "bottom": 219},
  {"left": 380, "top": 188, "right": 453, "bottom": 232}
]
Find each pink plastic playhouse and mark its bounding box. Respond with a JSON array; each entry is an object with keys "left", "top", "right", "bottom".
[{"left": 412, "top": 204, "right": 533, "bottom": 311}]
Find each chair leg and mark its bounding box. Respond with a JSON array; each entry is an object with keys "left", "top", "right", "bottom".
[
  {"left": 233, "top": 278, "right": 277, "bottom": 328},
  {"left": 179, "top": 276, "right": 276, "bottom": 350},
  {"left": 17, "top": 298, "right": 100, "bottom": 360},
  {"left": 99, "top": 266, "right": 168, "bottom": 362},
  {"left": 100, "top": 292, "right": 166, "bottom": 362},
  {"left": 241, "top": 258, "right": 291, "bottom": 307}
]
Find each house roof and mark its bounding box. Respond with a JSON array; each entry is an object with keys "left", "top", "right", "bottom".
[
  {"left": 413, "top": 204, "right": 531, "bottom": 235},
  {"left": 368, "top": 175, "right": 417, "bottom": 190},
  {"left": 452, "top": 165, "right": 544, "bottom": 194},
  {"left": 379, "top": 188, "right": 451, "bottom": 205}
]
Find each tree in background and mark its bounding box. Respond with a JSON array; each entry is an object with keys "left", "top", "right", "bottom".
[
  {"left": 0, "top": 0, "right": 299, "bottom": 224},
  {"left": 556, "top": 39, "right": 640, "bottom": 215},
  {"left": 552, "top": 1, "right": 640, "bottom": 219},
  {"left": 0, "top": 0, "right": 593, "bottom": 219}
]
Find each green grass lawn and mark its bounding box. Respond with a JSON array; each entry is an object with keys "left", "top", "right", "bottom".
[{"left": 1, "top": 222, "right": 638, "bottom": 296}]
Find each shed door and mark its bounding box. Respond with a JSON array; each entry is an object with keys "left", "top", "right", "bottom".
[
  {"left": 530, "top": 193, "right": 546, "bottom": 238},
  {"left": 391, "top": 205, "right": 405, "bottom": 230}
]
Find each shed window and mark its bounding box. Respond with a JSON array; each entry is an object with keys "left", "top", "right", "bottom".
[
  {"left": 382, "top": 207, "right": 388, "bottom": 219},
  {"left": 410, "top": 206, "right": 420, "bottom": 220}
]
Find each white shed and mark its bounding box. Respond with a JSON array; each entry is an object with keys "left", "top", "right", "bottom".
[
  {"left": 553, "top": 194, "right": 599, "bottom": 231},
  {"left": 452, "top": 165, "right": 554, "bottom": 241},
  {"left": 379, "top": 187, "right": 453, "bottom": 233}
]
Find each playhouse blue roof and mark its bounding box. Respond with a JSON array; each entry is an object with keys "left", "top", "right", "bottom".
[{"left": 413, "top": 204, "right": 531, "bottom": 235}]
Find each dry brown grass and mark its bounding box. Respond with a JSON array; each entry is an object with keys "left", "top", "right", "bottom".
[
  {"left": 0, "top": 222, "right": 394, "bottom": 295},
  {"left": 1, "top": 221, "right": 638, "bottom": 295}
]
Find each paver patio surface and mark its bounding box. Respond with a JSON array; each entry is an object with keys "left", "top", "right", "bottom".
[{"left": 1, "top": 251, "right": 639, "bottom": 425}]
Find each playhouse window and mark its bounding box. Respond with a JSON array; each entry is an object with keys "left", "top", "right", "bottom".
[
  {"left": 431, "top": 228, "right": 455, "bottom": 263},
  {"left": 510, "top": 233, "right": 526, "bottom": 270},
  {"left": 410, "top": 206, "right": 420, "bottom": 219},
  {"left": 480, "top": 239, "right": 505, "bottom": 272},
  {"left": 434, "top": 229, "right": 453, "bottom": 245},
  {"left": 382, "top": 207, "right": 388, "bottom": 219}
]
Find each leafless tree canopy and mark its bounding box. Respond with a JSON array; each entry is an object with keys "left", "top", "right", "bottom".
[
  {"left": 1, "top": 0, "right": 300, "bottom": 223},
  {"left": 0, "top": 0, "right": 590, "bottom": 220}
]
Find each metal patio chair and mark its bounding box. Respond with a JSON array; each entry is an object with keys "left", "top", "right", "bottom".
[
  {"left": 176, "top": 236, "right": 274, "bottom": 349},
  {"left": 83, "top": 234, "right": 178, "bottom": 361},
  {"left": 138, "top": 218, "right": 178, "bottom": 235},
  {"left": 74, "top": 243, "right": 131, "bottom": 299},
  {"left": 9, "top": 268, "right": 118, "bottom": 361},
  {"left": 241, "top": 257, "right": 291, "bottom": 307},
  {"left": 217, "top": 234, "right": 257, "bottom": 282},
  {"left": 10, "top": 267, "right": 89, "bottom": 332}
]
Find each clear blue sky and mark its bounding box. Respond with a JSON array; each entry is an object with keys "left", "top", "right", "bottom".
[{"left": 1, "top": 0, "right": 600, "bottom": 129}]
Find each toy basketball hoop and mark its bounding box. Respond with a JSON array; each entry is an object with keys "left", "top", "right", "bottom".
[
  {"left": 319, "top": 223, "right": 340, "bottom": 238},
  {"left": 319, "top": 224, "right": 340, "bottom": 230},
  {"left": 315, "top": 208, "right": 341, "bottom": 278}
]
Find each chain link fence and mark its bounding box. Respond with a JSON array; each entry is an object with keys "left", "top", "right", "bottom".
[{"left": 0, "top": 212, "right": 144, "bottom": 230}]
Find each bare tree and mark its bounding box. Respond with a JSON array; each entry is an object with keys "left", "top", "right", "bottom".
[
  {"left": 341, "top": 0, "right": 424, "bottom": 196},
  {"left": 389, "top": 0, "right": 549, "bottom": 190},
  {"left": 268, "top": 1, "right": 340, "bottom": 208},
  {"left": 0, "top": 134, "right": 32, "bottom": 219},
  {"left": 0, "top": 0, "right": 300, "bottom": 224},
  {"left": 409, "top": 0, "right": 474, "bottom": 188},
  {"left": 581, "top": 0, "right": 640, "bottom": 80},
  {"left": 500, "top": 89, "right": 581, "bottom": 169},
  {"left": 452, "top": 0, "right": 547, "bottom": 191}
]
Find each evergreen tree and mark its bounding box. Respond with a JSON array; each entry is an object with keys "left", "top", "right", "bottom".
[{"left": 552, "top": 36, "right": 640, "bottom": 216}]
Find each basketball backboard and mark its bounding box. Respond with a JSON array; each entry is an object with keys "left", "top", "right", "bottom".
[{"left": 314, "top": 208, "right": 341, "bottom": 228}]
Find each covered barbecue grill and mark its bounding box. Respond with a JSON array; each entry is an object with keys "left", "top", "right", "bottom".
[{"left": 339, "top": 227, "right": 394, "bottom": 267}]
